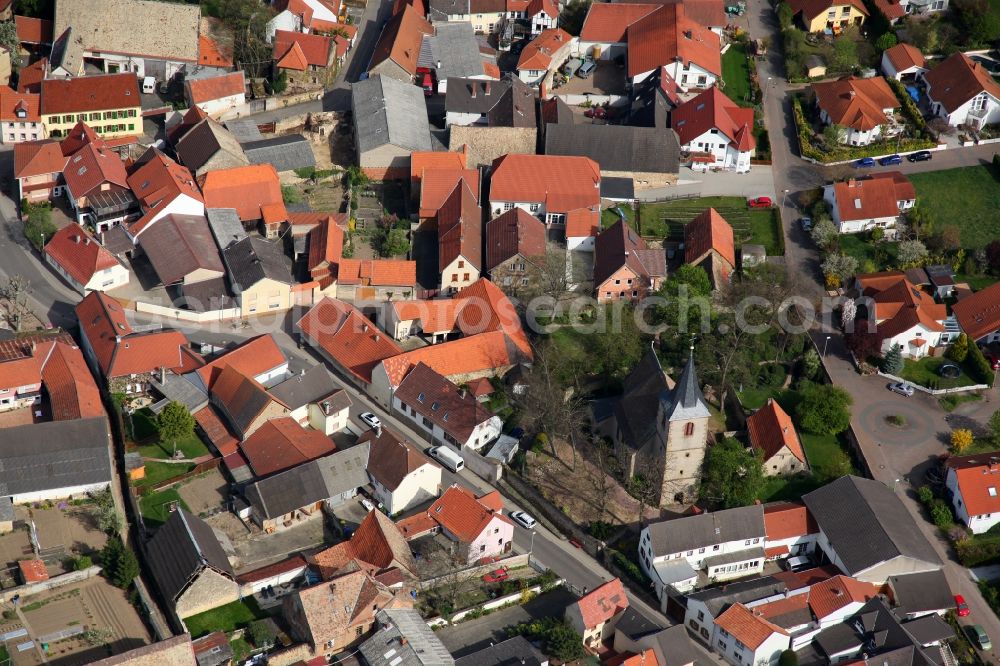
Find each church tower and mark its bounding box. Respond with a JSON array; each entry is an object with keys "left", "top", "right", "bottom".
[{"left": 655, "top": 347, "right": 710, "bottom": 506}]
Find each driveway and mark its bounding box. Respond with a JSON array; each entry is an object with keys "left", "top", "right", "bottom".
[{"left": 814, "top": 325, "right": 1000, "bottom": 662}]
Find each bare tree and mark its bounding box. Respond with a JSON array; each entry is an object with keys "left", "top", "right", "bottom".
[
  {"left": 628, "top": 454, "right": 662, "bottom": 523},
  {"left": 0, "top": 276, "right": 32, "bottom": 332},
  {"left": 585, "top": 438, "right": 615, "bottom": 524}
]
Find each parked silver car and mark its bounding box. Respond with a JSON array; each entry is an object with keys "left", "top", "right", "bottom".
[{"left": 888, "top": 382, "right": 915, "bottom": 397}]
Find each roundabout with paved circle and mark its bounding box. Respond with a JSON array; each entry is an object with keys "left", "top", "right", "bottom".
[{"left": 856, "top": 399, "right": 939, "bottom": 447}]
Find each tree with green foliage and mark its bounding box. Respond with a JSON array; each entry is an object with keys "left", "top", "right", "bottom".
[
  {"left": 377, "top": 228, "right": 410, "bottom": 257},
  {"left": 507, "top": 618, "right": 586, "bottom": 662},
  {"left": 701, "top": 438, "right": 766, "bottom": 509},
  {"left": 212, "top": 0, "right": 274, "bottom": 78},
  {"left": 281, "top": 184, "right": 303, "bottom": 204},
  {"left": 558, "top": 0, "right": 591, "bottom": 35},
  {"left": 653, "top": 263, "right": 712, "bottom": 330},
  {"left": 100, "top": 536, "right": 122, "bottom": 575},
  {"left": 22, "top": 200, "right": 56, "bottom": 250},
  {"left": 874, "top": 32, "right": 898, "bottom": 51},
  {"left": 882, "top": 343, "right": 904, "bottom": 375},
  {"left": 796, "top": 381, "right": 853, "bottom": 435},
  {"left": 801, "top": 348, "right": 821, "bottom": 380},
  {"left": 779, "top": 650, "right": 799, "bottom": 666},
  {"left": 810, "top": 217, "right": 838, "bottom": 250},
  {"left": 968, "top": 342, "right": 996, "bottom": 385},
  {"left": 821, "top": 253, "right": 859, "bottom": 289},
  {"left": 948, "top": 334, "right": 970, "bottom": 363},
  {"left": 346, "top": 165, "right": 369, "bottom": 188},
  {"left": 92, "top": 487, "right": 121, "bottom": 535},
  {"left": 73, "top": 555, "right": 93, "bottom": 571},
  {"left": 248, "top": 620, "right": 276, "bottom": 649},
  {"left": 591, "top": 304, "right": 645, "bottom": 383},
  {"left": 822, "top": 123, "right": 844, "bottom": 147},
  {"left": 157, "top": 401, "right": 196, "bottom": 459},
  {"left": 777, "top": 2, "right": 793, "bottom": 30},
  {"left": 113, "top": 544, "right": 140, "bottom": 589},
  {"left": 990, "top": 409, "right": 1000, "bottom": 446},
  {"left": 831, "top": 35, "right": 858, "bottom": 71},
  {"left": 269, "top": 69, "right": 288, "bottom": 94},
  {"left": 0, "top": 21, "right": 21, "bottom": 70}
]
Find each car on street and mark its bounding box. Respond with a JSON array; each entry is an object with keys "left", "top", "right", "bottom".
[
  {"left": 879, "top": 154, "right": 902, "bottom": 166},
  {"left": 583, "top": 106, "right": 607, "bottom": 119},
  {"left": 799, "top": 216, "right": 812, "bottom": 231},
  {"left": 854, "top": 157, "right": 876, "bottom": 168},
  {"left": 483, "top": 567, "right": 510, "bottom": 583},
  {"left": 967, "top": 625, "right": 991, "bottom": 651},
  {"left": 888, "top": 382, "right": 915, "bottom": 397},
  {"left": 956, "top": 594, "right": 971, "bottom": 617},
  {"left": 907, "top": 150, "right": 933, "bottom": 162},
  {"left": 359, "top": 412, "right": 381, "bottom": 429},
  {"left": 360, "top": 497, "right": 375, "bottom": 512},
  {"left": 509, "top": 510, "right": 537, "bottom": 530},
  {"left": 748, "top": 196, "right": 773, "bottom": 208}
]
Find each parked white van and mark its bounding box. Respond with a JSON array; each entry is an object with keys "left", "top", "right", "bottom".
[
  {"left": 142, "top": 76, "right": 156, "bottom": 94},
  {"left": 428, "top": 446, "right": 464, "bottom": 473}
]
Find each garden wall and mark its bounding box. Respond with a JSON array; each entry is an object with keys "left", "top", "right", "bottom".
[
  {"left": 0, "top": 566, "right": 102, "bottom": 604},
  {"left": 135, "top": 301, "right": 241, "bottom": 323},
  {"left": 427, "top": 576, "right": 565, "bottom": 626},
  {"left": 876, "top": 370, "right": 988, "bottom": 395}
]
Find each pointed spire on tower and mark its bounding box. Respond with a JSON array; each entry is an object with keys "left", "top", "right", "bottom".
[{"left": 666, "top": 340, "right": 710, "bottom": 422}]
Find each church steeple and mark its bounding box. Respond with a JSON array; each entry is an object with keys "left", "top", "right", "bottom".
[{"left": 665, "top": 346, "right": 710, "bottom": 422}]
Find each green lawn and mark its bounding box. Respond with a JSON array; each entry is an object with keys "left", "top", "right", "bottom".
[
  {"left": 761, "top": 474, "right": 824, "bottom": 502},
  {"left": 638, "top": 197, "right": 783, "bottom": 255},
  {"left": 722, "top": 42, "right": 752, "bottom": 107},
  {"left": 184, "top": 598, "right": 268, "bottom": 638},
  {"left": 139, "top": 488, "right": 190, "bottom": 528},
  {"left": 138, "top": 434, "right": 210, "bottom": 460},
  {"left": 129, "top": 408, "right": 158, "bottom": 441},
  {"left": 938, "top": 392, "right": 983, "bottom": 412},
  {"left": 955, "top": 273, "right": 999, "bottom": 291},
  {"left": 601, "top": 204, "right": 638, "bottom": 231},
  {"left": 898, "top": 356, "right": 979, "bottom": 390},
  {"left": 836, "top": 234, "right": 899, "bottom": 271},
  {"left": 909, "top": 166, "right": 1000, "bottom": 249},
  {"left": 132, "top": 461, "right": 196, "bottom": 488},
  {"left": 229, "top": 638, "right": 253, "bottom": 664}
]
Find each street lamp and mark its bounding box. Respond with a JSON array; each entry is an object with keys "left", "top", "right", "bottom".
[
  {"left": 823, "top": 335, "right": 831, "bottom": 358},
  {"left": 763, "top": 76, "right": 773, "bottom": 105},
  {"left": 528, "top": 530, "right": 536, "bottom": 567},
  {"left": 781, "top": 188, "right": 790, "bottom": 209}
]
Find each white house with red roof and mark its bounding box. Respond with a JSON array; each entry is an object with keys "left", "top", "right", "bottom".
[
  {"left": 946, "top": 453, "right": 1000, "bottom": 534},
  {"left": 711, "top": 603, "right": 789, "bottom": 666},
  {"left": 396, "top": 484, "right": 513, "bottom": 564},
  {"left": 267, "top": 0, "right": 343, "bottom": 41},
  {"left": 515, "top": 27, "right": 573, "bottom": 88},
  {"left": 671, "top": 87, "right": 754, "bottom": 172},
  {"left": 762, "top": 501, "right": 819, "bottom": 560},
  {"left": 747, "top": 400, "right": 809, "bottom": 476},
  {"left": 488, "top": 153, "right": 601, "bottom": 225},
  {"left": 853, "top": 271, "right": 955, "bottom": 357},
  {"left": 823, "top": 171, "right": 916, "bottom": 234},
  {"left": 923, "top": 52, "right": 1000, "bottom": 129},
  {"left": 880, "top": 42, "right": 926, "bottom": 81},
  {"left": 565, "top": 578, "right": 628, "bottom": 650},
  {"left": 183, "top": 71, "right": 246, "bottom": 118},
  {"left": 14, "top": 140, "right": 67, "bottom": 204},
  {"left": 43, "top": 223, "right": 129, "bottom": 294},
  {"left": 951, "top": 281, "right": 1000, "bottom": 345},
  {"left": 127, "top": 148, "right": 206, "bottom": 241}
]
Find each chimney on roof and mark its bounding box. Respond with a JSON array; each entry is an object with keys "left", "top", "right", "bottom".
[
  {"left": 485, "top": 82, "right": 491, "bottom": 95},
  {"left": 437, "top": 60, "right": 442, "bottom": 69},
  {"left": 160, "top": 366, "right": 166, "bottom": 384},
  {"left": 375, "top": 424, "right": 382, "bottom": 437},
  {"left": 471, "top": 85, "right": 477, "bottom": 98}
]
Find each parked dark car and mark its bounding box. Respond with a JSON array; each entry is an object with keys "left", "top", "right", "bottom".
[
  {"left": 854, "top": 157, "right": 876, "bottom": 168},
  {"left": 907, "top": 150, "right": 933, "bottom": 162},
  {"left": 878, "top": 154, "right": 902, "bottom": 166}
]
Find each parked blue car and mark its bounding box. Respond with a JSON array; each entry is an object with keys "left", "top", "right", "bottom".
[
  {"left": 854, "top": 157, "right": 876, "bottom": 168},
  {"left": 879, "top": 154, "right": 902, "bottom": 166}
]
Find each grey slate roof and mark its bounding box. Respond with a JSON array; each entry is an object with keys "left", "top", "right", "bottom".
[
  {"left": 445, "top": 75, "right": 537, "bottom": 128},
  {"left": 803, "top": 476, "right": 942, "bottom": 576},
  {"left": 427, "top": 25, "right": 486, "bottom": 82},
  {"left": 145, "top": 508, "right": 235, "bottom": 604},
  {"left": 814, "top": 621, "right": 862, "bottom": 658},
  {"left": 614, "top": 607, "right": 661, "bottom": 640},
  {"left": 224, "top": 120, "right": 264, "bottom": 143},
  {"left": 647, "top": 505, "right": 765, "bottom": 556},
  {"left": 221, "top": 236, "right": 295, "bottom": 293},
  {"left": 687, "top": 575, "right": 787, "bottom": 617},
  {"left": 178, "top": 277, "right": 238, "bottom": 312},
  {"left": 702, "top": 547, "right": 765, "bottom": 569},
  {"left": 149, "top": 372, "right": 209, "bottom": 414},
  {"left": 361, "top": 609, "right": 454, "bottom": 666},
  {"left": 175, "top": 119, "right": 249, "bottom": 175},
  {"left": 427, "top": 0, "right": 470, "bottom": 20},
  {"left": 245, "top": 443, "right": 371, "bottom": 520},
  {"left": 650, "top": 625, "right": 703, "bottom": 666},
  {"left": 665, "top": 350, "right": 711, "bottom": 423},
  {"left": 544, "top": 123, "right": 680, "bottom": 174},
  {"left": 0, "top": 418, "right": 111, "bottom": 497},
  {"left": 454, "top": 636, "right": 545, "bottom": 666},
  {"left": 0, "top": 497, "right": 15, "bottom": 524},
  {"left": 352, "top": 75, "right": 432, "bottom": 155},
  {"left": 206, "top": 208, "right": 247, "bottom": 251},
  {"left": 887, "top": 569, "right": 954, "bottom": 616},
  {"left": 269, "top": 365, "right": 339, "bottom": 410},
  {"left": 612, "top": 347, "right": 669, "bottom": 454},
  {"left": 900, "top": 613, "right": 954, "bottom": 646},
  {"left": 242, "top": 134, "right": 316, "bottom": 173},
  {"left": 600, "top": 177, "right": 635, "bottom": 200}
]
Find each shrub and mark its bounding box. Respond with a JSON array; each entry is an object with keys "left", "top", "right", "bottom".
[
  {"left": 507, "top": 618, "right": 586, "bottom": 662},
  {"left": 589, "top": 521, "right": 614, "bottom": 540},
  {"left": 968, "top": 343, "right": 996, "bottom": 385},
  {"left": 248, "top": 620, "right": 276, "bottom": 649},
  {"left": 918, "top": 485, "right": 934, "bottom": 504},
  {"left": 930, "top": 500, "right": 953, "bottom": 528},
  {"left": 951, "top": 429, "right": 974, "bottom": 453},
  {"left": 948, "top": 334, "right": 969, "bottom": 363},
  {"left": 73, "top": 555, "right": 93, "bottom": 571},
  {"left": 882, "top": 344, "right": 903, "bottom": 375},
  {"left": 796, "top": 382, "right": 853, "bottom": 435}
]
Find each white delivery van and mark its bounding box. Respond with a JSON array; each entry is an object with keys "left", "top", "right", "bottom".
[
  {"left": 142, "top": 76, "right": 156, "bottom": 94},
  {"left": 428, "top": 446, "right": 465, "bottom": 473}
]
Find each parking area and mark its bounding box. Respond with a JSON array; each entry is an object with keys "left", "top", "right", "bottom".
[{"left": 555, "top": 61, "right": 627, "bottom": 96}]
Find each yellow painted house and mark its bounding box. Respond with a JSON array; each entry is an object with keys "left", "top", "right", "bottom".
[
  {"left": 40, "top": 73, "right": 142, "bottom": 139},
  {"left": 789, "top": 0, "right": 868, "bottom": 33}
]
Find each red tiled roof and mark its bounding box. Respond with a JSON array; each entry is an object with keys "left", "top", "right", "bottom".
[
  {"left": 13, "top": 140, "right": 66, "bottom": 179},
  {"left": 594, "top": 219, "right": 651, "bottom": 287},
  {"left": 391, "top": 299, "right": 461, "bottom": 334},
  {"left": 407, "top": 484, "right": 512, "bottom": 542},
  {"left": 672, "top": 87, "right": 754, "bottom": 151},
  {"left": 763, "top": 501, "right": 818, "bottom": 540},
  {"left": 297, "top": 298, "right": 403, "bottom": 383},
  {"left": 75, "top": 291, "right": 195, "bottom": 379},
  {"left": 813, "top": 77, "right": 898, "bottom": 131},
  {"left": 41, "top": 341, "right": 106, "bottom": 421},
  {"left": 237, "top": 554, "right": 307, "bottom": 584},
  {"left": 482, "top": 61, "right": 501, "bottom": 78},
  {"left": 574, "top": 578, "right": 628, "bottom": 629},
  {"left": 714, "top": 603, "right": 788, "bottom": 650},
  {"left": 946, "top": 453, "right": 1000, "bottom": 517},
  {"left": 485, "top": 207, "right": 546, "bottom": 271},
  {"left": 410, "top": 149, "right": 468, "bottom": 188},
  {"left": 186, "top": 71, "right": 245, "bottom": 104},
  {"left": 240, "top": 416, "right": 336, "bottom": 477},
  {"left": 883, "top": 43, "right": 924, "bottom": 72},
  {"left": 40, "top": 73, "right": 140, "bottom": 115},
  {"left": 63, "top": 140, "right": 128, "bottom": 199},
  {"left": 307, "top": 216, "right": 346, "bottom": 277},
  {"left": 273, "top": 0, "right": 315, "bottom": 27},
  {"left": 438, "top": 181, "right": 482, "bottom": 272},
  {"left": 747, "top": 398, "right": 807, "bottom": 464},
  {"left": 579, "top": 3, "right": 659, "bottom": 42},
  {"left": 489, "top": 154, "right": 600, "bottom": 214},
  {"left": 337, "top": 259, "right": 417, "bottom": 287},
  {"left": 313, "top": 509, "right": 416, "bottom": 578},
  {"left": 370, "top": 4, "right": 433, "bottom": 76},
  {"left": 59, "top": 122, "right": 99, "bottom": 157},
  {"left": 127, "top": 149, "right": 203, "bottom": 234},
  {"left": 855, "top": 270, "right": 946, "bottom": 342},
  {"left": 684, "top": 207, "right": 736, "bottom": 270},
  {"left": 952, "top": 281, "right": 1000, "bottom": 342},
  {"left": 0, "top": 88, "right": 40, "bottom": 122},
  {"left": 198, "top": 164, "right": 283, "bottom": 223},
  {"left": 626, "top": 4, "right": 721, "bottom": 78},
  {"left": 273, "top": 30, "right": 333, "bottom": 69},
  {"left": 199, "top": 23, "right": 234, "bottom": 68},
  {"left": 194, "top": 406, "right": 239, "bottom": 457},
  {"left": 15, "top": 16, "right": 52, "bottom": 44},
  {"left": 787, "top": 0, "right": 867, "bottom": 21},
  {"left": 193, "top": 335, "right": 287, "bottom": 392},
  {"left": 565, "top": 207, "right": 600, "bottom": 239},
  {"left": 44, "top": 223, "right": 120, "bottom": 288},
  {"left": 17, "top": 57, "right": 46, "bottom": 93},
  {"left": 765, "top": 545, "right": 789, "bottom": 558},
  {"left": 829, "top": 172, "right": 914, "bottom": 223},
  {"left": 924, "top": 52, "right": 1000, "bottom": 113},
  {"left": 19, "top": 560, "right": 48, "bottom": 583},
  {"left": 419, "top": 168, "right": 480, "bottom": 219},
  {"left": 871, "top": 0, "right": 905, "bottom": 19},
  {"left": 807, "top": 575, "right": 879, "bottom": 619},
  {"left": 168, "top": 105, "right": 209, "bottom": 144},
  {"left": 380, "top": 329, "right": 520, "bottom": 386},
  {"left": 517, "top": 28, "right": 571, "bottom": 71},
  {"left": 275, "top": 40, "right": 310, "bottom": 71}
]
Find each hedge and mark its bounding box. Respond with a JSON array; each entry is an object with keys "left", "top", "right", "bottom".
[{"left": 887, "top": 77, "right": 927, "bottom": 134}]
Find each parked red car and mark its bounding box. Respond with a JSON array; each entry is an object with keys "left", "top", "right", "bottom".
[
  {"left": 483, "top": 567, "right": 510, "bottom": 583},
  {"left": 748, "top": 196, "right": 773, "bottom": 209},
  {"left": 956, "top": 594, "right": 971, "bottom": 617},
  {"left": 584, "top": 106, "right": 607, "bottom": 119},
  {"left": 985, "top": 353, "right": 1000, "bottom": 370}
]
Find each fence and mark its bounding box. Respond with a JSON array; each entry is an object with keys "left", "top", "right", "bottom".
[
  {"left": 135, "top": 300, "right": 241, "bottom": 323},
  {"left": 132, "top": 574, "right": 173, "bottom": 640},
  {"left": 555, "top": 93, "right": 628, "bottom": 107},
  {"left": 876, "top": 370, "right": 989, "bottom": 396}
]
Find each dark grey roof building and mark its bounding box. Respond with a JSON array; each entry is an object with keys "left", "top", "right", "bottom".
[
  {"left": 0, "top": 417, "right": 111, "bottom": 502},
  {"left": 221, "top": 236, "right": 295, "bottom": 294},
  {"left": 352, "top": 75, "right": 432, "bottom": 170},
  {"left": 645, "top": 504, "right": 766, "bottom": 557},
  {"left": 445, "top": 75, "right": 537, "bottom": 128},
  {"left": 454, "top": 636, "right": 546, "bottom": 666},
  {"left": 887, "top": 569, "right": 954, "bottom": 618},
  {"left": 544, "top": 123, "right": 680, "bottom": 175},
  {"left": 269, "top": 365, "right": 343, "bottom": 412},
  {"left": 803, "top": 475, "right": 942, "bottom": 582},
  {"left": 360, "top": 609, "right": 454, "bottom": 666},
  {"left": 686, "top": 576, "right": 787, "bottom": 617},
  {"left": 137, "top": 213, "right": 225, "bottom": 286},
  {"left": 144, "top": 508, "right": 239, "bottom": 619},
  {"left": 224, "top": 119, "right": 264, "bottom": 143},
  {"left": 175, "top": 118, "right": 249, "bottom": 176},
  {"left": 242, "top": 134, "right": 316, "bottom": 173},
  {"left": 205, "top": 208, "right": 247, "bottom": 252}
]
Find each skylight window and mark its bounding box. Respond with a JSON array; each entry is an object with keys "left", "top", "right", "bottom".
[{"left": 990, "top": 487, "right": 997, "bottom": 497}]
